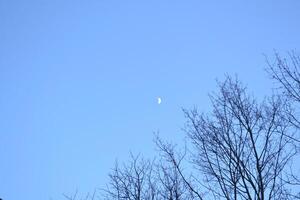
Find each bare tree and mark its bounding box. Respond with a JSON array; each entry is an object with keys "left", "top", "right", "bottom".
[
  {"left": 155, "top": 77, "right": 297, "bottom": 200},
  {"left": 102, "top": 150, "right": 197, "bottom": 200},
  {"left": 267, "top": 51, "right": 300, "bottom": 130},
  {"left": 101, "top": 76, "right": 299, "bottom": 200},
  {"left": 182, "top": 77, "right": 297, "bottom": 199},
  {"left": 266, "top": 51, "right": 300, "bottom": 197},
  {"left": 155, "top": 137, "right": 204, "bottom": 200},
  {"left": 102, "top": 154, "right": 157, "bottom": 200},
  {"left": 65, "top": 67, "right": 300, "bottom": 199}
]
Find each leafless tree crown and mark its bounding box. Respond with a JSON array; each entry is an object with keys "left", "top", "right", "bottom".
[
  {"left": 65, "top": 53, "right": 300, "bottom": 200},
  {"left": 182, "top": 77, "right": 296, "bottom": 199}
]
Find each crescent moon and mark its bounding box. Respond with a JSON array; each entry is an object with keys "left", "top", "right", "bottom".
[{"left": 157, "top": 97, "right": 162, "bottom": 104}]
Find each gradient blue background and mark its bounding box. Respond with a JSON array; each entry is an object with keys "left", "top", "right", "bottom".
[{"left": 1, "top": 1, "right": 300, "bottom": 199}]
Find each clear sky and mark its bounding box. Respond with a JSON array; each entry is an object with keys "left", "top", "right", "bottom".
[{"left": 1, "top": 1, "right": 300, "bottom": 199}]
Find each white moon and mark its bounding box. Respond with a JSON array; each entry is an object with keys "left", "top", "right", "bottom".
[{"left": 157, "top": 97, "right": 162, "bottom": 104}]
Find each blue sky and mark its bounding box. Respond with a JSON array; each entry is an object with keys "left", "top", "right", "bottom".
[{"left": 1, "top": 1, "right": 300, "bottom": 199}]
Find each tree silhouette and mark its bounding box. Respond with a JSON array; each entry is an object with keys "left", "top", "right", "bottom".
[
  {"left": 267, "top": 51, "right": 300, "bottom": 130},
  {"left": 179, "top": 77, "right": 296, "bottom": 199},
  {"left": 101, "top": 76, "right": 299, "bottom": 200},
  {"left": 64, "top": 53, "right": 300, "bottom": 200}
]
